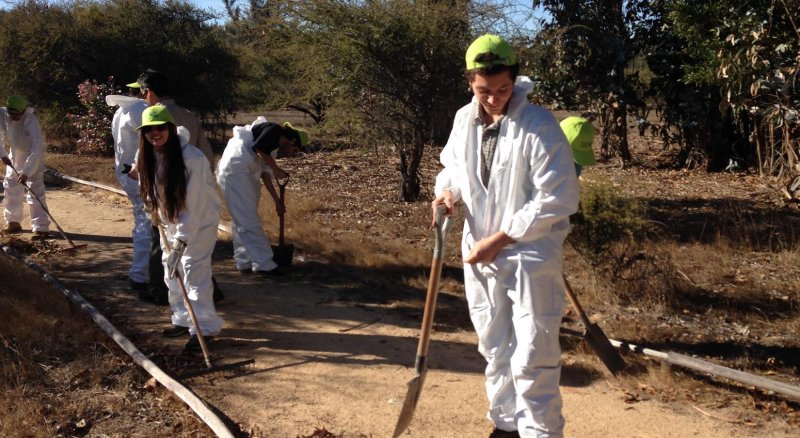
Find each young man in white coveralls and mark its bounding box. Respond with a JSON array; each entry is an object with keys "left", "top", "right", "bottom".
[
  {"left": 107, "top": 91, "right": 155, "bottom": 298},
  {"left": 0, "top": 95, "right": 51, "bottom": 239},
  {"left": 431, "top": 35, "right": 579, "bottom": 438},
  {"left": 216, "top": 117, "right": 306, "bottom": 276}
]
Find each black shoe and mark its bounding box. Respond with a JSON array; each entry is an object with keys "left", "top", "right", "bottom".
[
  {"left": 238, "top": 268, "right": 253, "bottom": 275},
  {"left": 185, "top": 334, "right": 214, "bottom": 353},
  {"left": 256, "top": 266, "right": 287, "bottom": 277},
  {"left": 129, "top": 280, "right": 149, "bottom": 293},
  {"left": 139, "top": 285, "right": 169, "bottom": 306},
  {"left": 212, "top": 277, "right": 224, "bottom": 304},
  {"left": 162, "top": 325, "right": 190, "bottom": 338},
  {"left": 488, "top": 429, "right": 520, "bottom": 438}
]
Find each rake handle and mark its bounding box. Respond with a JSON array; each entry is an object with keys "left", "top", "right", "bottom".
[{"left": 6, "top": 163, "right": 79, "bottom": 249}]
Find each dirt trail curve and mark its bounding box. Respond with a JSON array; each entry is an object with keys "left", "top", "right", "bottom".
[{"left": 26, "top": 184, "right": 788, "bottom": 437}]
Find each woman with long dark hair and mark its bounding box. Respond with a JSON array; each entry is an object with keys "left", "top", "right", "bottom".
[{"left": 137, "top": 104, "right": 223, "bottom": 352}]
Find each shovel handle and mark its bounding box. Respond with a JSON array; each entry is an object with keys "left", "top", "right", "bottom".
[
  {"left": 414, "top": 205, "right": 452, "bottom": 367},
  {"left": 563, "top": 275, "right": 592, "bottom": 327},
  {"left": 277, "top": 173, "right": 288, "bottom": 245}
]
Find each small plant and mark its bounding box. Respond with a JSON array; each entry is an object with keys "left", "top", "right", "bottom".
[{"left": 66, "top": 78, "right": 119, "bottom": 156}]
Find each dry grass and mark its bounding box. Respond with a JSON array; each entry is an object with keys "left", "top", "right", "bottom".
[{"left": 0, "top": 244, "right": 211, "bottom": 437}]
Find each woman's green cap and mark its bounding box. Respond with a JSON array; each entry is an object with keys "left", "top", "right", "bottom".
[
  {"left": 137, "top": 105, "right": 175, "bottom": 130},
  {"left": 283, "top": 122, "right": 309, "bottom": 147},
  {"left": 6, "top": 95, "right": 27, "bottom": 113},
  {"left": 560, "top": 116, "right": 597, "bottom": 166},
  {"left": 465, "top": 34, "right": 517, "bottom": 71}
]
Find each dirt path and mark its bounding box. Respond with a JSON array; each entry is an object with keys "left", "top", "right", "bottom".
[{"left": 28, "top": 184, "right": 791, "bottom": 437}]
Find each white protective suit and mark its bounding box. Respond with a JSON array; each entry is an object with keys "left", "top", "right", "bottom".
[
  {"left": 157, "top": 128, "right": 223, "bottom": 336},
  {"left": 215, "top": 116, "right": 279, "bottom": 273},
  {"left": 0, "top": 106, "right": 50, "bottom": 232},
  {"left": 108, "top": 95, "right": 151, "bottom": 283},
  {"left": 434, "top": 77, "right": 579, "bottom": 437}
]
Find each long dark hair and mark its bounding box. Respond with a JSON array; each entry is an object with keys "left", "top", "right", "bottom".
[{"left": 137, "top": 123, "right": 187, "bottom": 222}]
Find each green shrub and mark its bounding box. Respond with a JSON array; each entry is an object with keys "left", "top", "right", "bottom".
[{"left": 567, "top": 180, "right": 651, "bottom": 272}]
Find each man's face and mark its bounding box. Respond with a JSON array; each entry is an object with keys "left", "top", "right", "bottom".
[
  {"left": 469, "top": 71, "right": 514, "bottom": 118},
  {"left": 8, "top": 111, "right": 23, "bottom": 122},
  {"left": 142, "top": 88, "right": 158, "bottom": 106}
]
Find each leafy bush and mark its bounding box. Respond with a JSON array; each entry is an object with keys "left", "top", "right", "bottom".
[
  {"left": 65, "top": 78, "right": 118, "bottom": 156},
  {"left": 568, "top": 180, "right": 651, "bottom": 273}
]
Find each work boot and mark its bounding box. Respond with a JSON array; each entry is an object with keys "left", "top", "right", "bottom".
[
  {"left": 2, "top": 222, "right": 22, "bottom": 234},
  {"left": 138, "top": 281, "right": 169, "bottom": 306},
  {"left": 30, "top": 230, "right": 50, "bottom": 240},
  {"left": 488, "top": 429, "right": 520, "bottom": 438},
  {"left": 185, "top": 334, "right": 214, "bottom": 353},
  {"left": 212, "top": 276, "right": 224, "bottom": 304},
  {"left": 162, "top": 325, "right": 189, "bottom": 338},
  {"left": 256, "top": 266, "right": 287, "bottom": 277},
  {"left": 129, "top": 280, "right": 149, "bottom": 293}
]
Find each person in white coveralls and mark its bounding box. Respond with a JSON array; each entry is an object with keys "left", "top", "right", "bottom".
[
  {"left": 0, "top": 95, "right": 51, "bottom": 240},
  {"left": 216, "top": 117, "right": 306, "bottom": 276},
  {"left": 135, "top": 104, "right": 223, "bottom": 352},
  {"left": 431, "top": 35, "right": 579, "bottom": 438}
]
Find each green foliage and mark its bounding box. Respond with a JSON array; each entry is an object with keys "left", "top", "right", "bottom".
[
  {"left": 284, "top": 0, "right": 470, "bottom": 200},
  {"left": 567, "top": 180, "right": 651, "bottom": 272},
  {"left": 0, "top": 0, "right": 238, "bottom": 144}
]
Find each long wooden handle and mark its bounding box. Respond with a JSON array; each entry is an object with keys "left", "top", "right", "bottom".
[
  {"left": 414, "top": 205, "right": 452, "bottom": 369},
  {"left": 563, "top": 275, "right": 592, "bottom": 328},
  {"left": 158, "top": 225, "right": 213, "bottom": 368}
]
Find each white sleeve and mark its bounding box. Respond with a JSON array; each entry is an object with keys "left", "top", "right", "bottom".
[
  {"left": 434, "top": 111, "right": 468, "bottom": 201},
  {"left": 20, "top": 114, "right": 44, "bottom": 176},
  {"left": 173, "top": 152, "right": 207, "bottom": 243},
  {"left": 502, "top": 119, "right": 580, "bottom": 242}
]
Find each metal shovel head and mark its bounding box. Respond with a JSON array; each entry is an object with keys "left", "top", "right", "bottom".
[
  {"left": 271, "top": 244, "right": 294, "bottom": 267},
  {"left": 584, "top": 322, "right": 626, "bottom": 374},
  {"left": 392, "top": 369, "right": 427, "bottom": 438}
]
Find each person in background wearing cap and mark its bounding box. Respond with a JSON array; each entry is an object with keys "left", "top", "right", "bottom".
[
  {"left": 431, "top": 35, "right": 579, "bottom": 437},
  {"left": 559, "top": 116, "right": 597, "bottom": 178},
  {"left": 136, "top": 104, "right": 223, "bottom": 352},
  {"left": 0, "top": 95, "right": 51, "bottom": 240},
  {"left": 107, "top": 88, "right": 170, "bottom": 303},
  {"left": 216, "top": 117, "right": 306, "bottom": 276},
  {"left": 128, "top": 69, "right": 215, "bottom": 168}
]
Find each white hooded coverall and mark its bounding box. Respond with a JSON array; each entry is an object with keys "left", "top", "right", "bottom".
[
  {"left": 0, "top": 107, "right": 50, "bottom": 232},
  {"left": 215, "top": 116, "right": 279, "bottom": 273},
  {"left": 434, "top": 77, "right": 579, "bottom": 437},
  {"left": 108, "top": 95, "right": 151, "bottom": 283},
  {"left": 157, "top": 129, "right": 223, "bottom": 336}
]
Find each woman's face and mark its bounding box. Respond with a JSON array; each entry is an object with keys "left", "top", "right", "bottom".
[{"left": 143, "top": 125, "right": 170, "bottom": 151}]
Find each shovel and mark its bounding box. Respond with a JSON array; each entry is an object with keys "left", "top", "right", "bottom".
[
  {"left": 563, "top": 276, "right": 626, "bottom": 375},
  {"left": 6, "top": 162, "right": 87, "bottom": 252},
  {"left": 392, "top": 204, "right": 452, "bottom": 438},
  {"left": 270, "top": 173, "right": 294, "bottom": 267}
]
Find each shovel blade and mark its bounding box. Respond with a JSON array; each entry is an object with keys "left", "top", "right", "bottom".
[
  {"left": 271, "top": 244, "right": 294, "bottom": 267},
  {"left": 584, "top": 323, "right": 626, "bottom": 374},
  {"left": 392, "top": 371, "right": 427, "bottom": 438}
]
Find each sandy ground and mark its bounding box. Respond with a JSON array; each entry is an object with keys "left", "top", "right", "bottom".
[{"left": 22, "top": 184, "right": 793, "bottom": 437}]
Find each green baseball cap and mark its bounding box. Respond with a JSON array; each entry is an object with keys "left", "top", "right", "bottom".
[
  {"left": 6, "top": 95, "right": 27, "bottom": 113},
  {"left": 560, "top": 116, "right": 597, "bottom": 166},
  {"left": 137, "top": 105, "right": 175, "bottom": 130},
  {"left": 465, "top": 34, "right": 517, "bottom": 71},
  {"left": 126, "top": 81, "right": 141, "bottom": 89},
  {"left": 283, "top": 122, "right": 309, "bottom": 147}
]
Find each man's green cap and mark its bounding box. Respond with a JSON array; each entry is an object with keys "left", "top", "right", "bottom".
[
  {"left": 137, "top": 105, "right": 175, "bottom": 130},
  {"left": 126, "top": 81, "right": 141, "bottom": 89},
  {"left": 465, "top": 34, "right": 517, "bottom": 71},
  {"left": 560, "top": 116, "right": 597, "bottom": 166},
  {"left": 6, "top": 95, "right": 27, "bottom": 113},
  {"left": 283, "top": 122, "right": 309, "bottom": 147}
]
